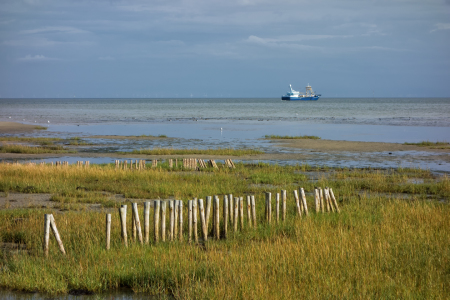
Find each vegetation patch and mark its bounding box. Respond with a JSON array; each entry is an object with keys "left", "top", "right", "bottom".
[
  {"left": 265, "top": 135, "right": 321, "bottom": 140},
  {"left": 120, "top": 147, "right": 264, "bottom": 156},
  {"left": 404, "top": 140, "right": 450, "bottom": 149},
  {"left": 0, "top": 144, "right": 75, "bottom": 154}
]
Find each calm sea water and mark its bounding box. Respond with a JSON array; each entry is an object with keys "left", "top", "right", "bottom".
[{"left": 1, "top": 97, "right": 449, "bottom": 143}]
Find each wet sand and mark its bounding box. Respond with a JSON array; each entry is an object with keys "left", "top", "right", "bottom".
[{"left": 0, "top": 122, "right": 47, "bottom": 133}]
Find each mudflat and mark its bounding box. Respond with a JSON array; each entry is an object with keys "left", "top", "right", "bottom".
[{"left": 0, "top": 122, "right": 46, "bottom": 133}]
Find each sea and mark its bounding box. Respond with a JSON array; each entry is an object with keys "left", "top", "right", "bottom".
[{"left": 1, "top": 97, "right": 450, "bottom": 172}]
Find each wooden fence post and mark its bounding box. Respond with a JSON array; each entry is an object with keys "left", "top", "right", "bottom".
[
  {"left": 174, "top": 200, "right": 179, "bottom": 240},
  {"left": 193, "top": 198, "right": 198, "bottom": 243},
  {"left": 144, "top": 201, "right": 150, "bottom": 244},
  {"left": 246, "top": 195, "right": 252, "bottom": 228},
  {"left": 161, "top": 201, "right": 167, "bottom": 242},
  {"left": 319, "top": 188, "right": 325, "bottom": 213},
  {"left": 265, "top": 192, "right": 271, "bottom": 224},
  {"left": 188, "top": 200, "right": 193, "bottom": 242},
  {"left": 214, "top": 196, "right": 220, "bottom": 240},
  {"left": 229, "top": 194, "right": 234, "bottom": 227},
  {"left": 154, "top": 200, "right": 160, "bottom": 243},
  {"left": 44, "top": 214, "right": 51, "bottom": 257},
  {"left": 169, "top": 200, "right": 174, "bottom": 241},
  {"left": 233, "top": 197, "right": 239, "bottom": 232},
  {"left": 223, "top": 195, "right": 228, "bottom": 238},
  {"left": 239, "top": 196, "right": 244, "bottom": 230},
  {"left": 119, "top": 205, "right": 128, "bottom": 247},
  {"left": 49, "top": 214, "right": 66, "bottom": 255},
  {"left": 199, "top": 199, "right": 208, "bottom": 241},
  {"left": 314, "top": 188, "right": 320, "bottom": 213},
  {"left": 178, "top": 200, "right": 183, "bottom": 241},
  {"left": 206, "top": 196, "right": 212, "bottom": 234},
  {"left": 106, "top": 214, "right": 111, "bottom": 250},
  {"left": 276, "top": 193, "right": 280, "bottom": 223},
  {"left": 329, "top": 188, "right": 340, "bottom": 213},
  {"left": 251, "top": 195, "right": 256, "bottom": 226},
  {"left": 293, "top": 190, "right": 302, "bottom": 217},
  {"left": 300, "top": 188, "right": 309, "bottom": 216}
]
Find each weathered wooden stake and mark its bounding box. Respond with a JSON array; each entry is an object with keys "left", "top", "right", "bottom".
[
  {"left": 119, "top": 205, "right": 128, "bottom": 247},
  {"left": 106, "top": 214, "right": 111, "bottom": 250},
  {"left": 206, "top": 196, "right": 212, "bottom": 233},
  {"left": 132, "top": 203, "right": 143, "bottom": 244},
  {"left": 293, "top": 190, "right": 302, "bottom": 217},
  {"left": 174, "top": 200, "right": 179, "bottom": 240},
  {"left": 131, "top": 205, "right": 136, "bottom": 242},
  {"left": 193, "top": 199, "right": 198, "bottom": 243},
  {"left": 169, "top": 200, "right": 174, "bottom": 241},
  {"left": 282, "top": 190, "right": 287, "bottom": 221},
  {"left": 319, "top": 188, "right": 325, "bottom": 213},
  {"left": 188, "top": 200, "right": 193, "bottom": 242},
  {"left": 49, "top": 215, "right": 66, "bottom": 255},
  {"left": 199, "top": 199, "right": 208, "bottom": 241},
  {"left": 214, "top": 196, "right": 220, "bottom": 240},
  {"left": 178, "top": 200, "right": 183, "bottom": 241},
  {"left": 265, "top": 192, "right": 272, "bottom": 224},
  {"left": 223, "top": 195, "right": 228, "bottom": 238},
  {"left": 276, "top": 193, "right": 280, "bottom": 223},
  {"left": 229, "top": 194, "right": 234, "bottom": 227},
  {"left": 233, "top": 197, "right": 239, "bottom": 232},
  {"left": 154, "top": 200, "right": 160, "bottom": 242},
  {"left": 314, "top": 188, "right": 320, "bottom": 213},
  {"left": 246, "top": 195, "right": 252, "bottom": 228},
  {"left": 144, "top": 201, "right": 150, "bottom": 244},
  {"left": 239, "top": 196, "right": 244, "bottom": 230},
  {"left": 325, "top": 188, "right": 334, "bottom": 212},
  {"left": 161, "top": 201, "right": 167, "bottom": 242},
  {"left": 44, "top": 214, "right": 51, "bottom": 257},
  {"left": 251, "top": 195, "right": 256, "bottom": 226},
  {"left": 329, "top": 188, "right": 340, "bottom": 213},
  {"left": 300, "top": 188, "right": 309, "bottom": 216}
]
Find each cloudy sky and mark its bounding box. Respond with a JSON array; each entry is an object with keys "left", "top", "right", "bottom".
[{"left": 0, "top": 0, "right": 449, "bottom": 98}]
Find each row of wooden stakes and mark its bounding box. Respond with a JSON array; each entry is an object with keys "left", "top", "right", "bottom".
[{"left": 43, "top": 187, "right": 340, "bottom": 255}]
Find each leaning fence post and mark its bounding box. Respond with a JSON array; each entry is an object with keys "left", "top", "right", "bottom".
[
  {"left": 106, "top": 214, "right": 111, "bottom": 250},
  {"left": 300, "top": 188, "right": 309, "bottom": 216},
  {"left": 119, "top": 205, "right": 128, "bottom": 247},
  {"left": 49, "top": 214, "right": 66, "bottom": 255},
  {"left": 239, "top": 196, "right": 244, "bottom": 230},
  {"left": 132, "top": 203, "right": 143, "bottom": 244},
  {"left": 44, "top": 214, "right": 51, "bottom": 257},
  {"left": 314, "top": 188, "right": 320, "bottom": 213},
  {"left": 319, "top": 188, "right": 325, "bottom": 213},
  {"left": 265, "top": 192, "right": 271, "bottom": 224},
  {"left": 144, "top": 201, "right": 150, "bottom": 244},
  {"left": 329, "top": 188, "right": 340, "bottom": 213}
]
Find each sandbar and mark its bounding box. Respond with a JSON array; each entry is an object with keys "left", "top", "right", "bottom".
[{"left": 0, "top": 122, "right": 46, "bottom": 133}]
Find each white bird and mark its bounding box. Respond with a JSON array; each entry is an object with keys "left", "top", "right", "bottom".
[
  {"left": 47, "top": 120, "right": 50, "bottom": 123},
  {"left": 8, "top": 116, "right": 11, "bottom": 118},
  {"left": 220, "top": 127, "right": 223, "bottom": 131}
]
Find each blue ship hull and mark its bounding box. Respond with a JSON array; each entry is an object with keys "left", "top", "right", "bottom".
[{"left": 281, "top": 96, "right": 319, "bottom": 101}]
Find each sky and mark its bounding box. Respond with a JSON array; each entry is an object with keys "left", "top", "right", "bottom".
[{"left": 0, "top": 0, "right": 449, "bottom": 98}]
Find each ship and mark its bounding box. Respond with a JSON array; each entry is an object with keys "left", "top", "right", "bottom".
[{"left": 281, "top": 84, "right": 321, "bottom": 101}]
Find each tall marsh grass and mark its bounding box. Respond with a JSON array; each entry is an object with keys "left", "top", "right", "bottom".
[{"left": 0, "top": 163, "right": 448, "bottom": 297}]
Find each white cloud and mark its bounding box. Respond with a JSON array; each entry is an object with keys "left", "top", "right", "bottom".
[
  {"left": 17, "top": 54, "right": 59, "bottom": 62},
  {"left": 430, "top": 23, "right": 450, "bottom": 32}
]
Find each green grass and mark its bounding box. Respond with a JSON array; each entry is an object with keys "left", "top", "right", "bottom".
[
  {"left": 265, "top": 135, "right": 321, "bottom": 140},
  {"left": 34, "top": 126, "right": 47, "bottom": 130},
  {"left": 0, "top": 163, "right": 448, "bottom": 297},
  {"left": 0, "top": 144, "right": 74, "bottom": 154},
  {"left": 120, "top": 147, "right": 264, "bottom": 156}
]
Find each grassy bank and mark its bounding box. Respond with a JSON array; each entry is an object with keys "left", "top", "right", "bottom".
[
  {"left": 404, "top": 141, "right": 450, "bottom": 149},
  {"left": 120, "top": 148, "right": 264, "bottom": 156},
  {"left": 0, "top": 163, "right": 449, "bottom": 298},
  {"left": 0, "top": 144, "right": 75, "bottom": 154}
]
